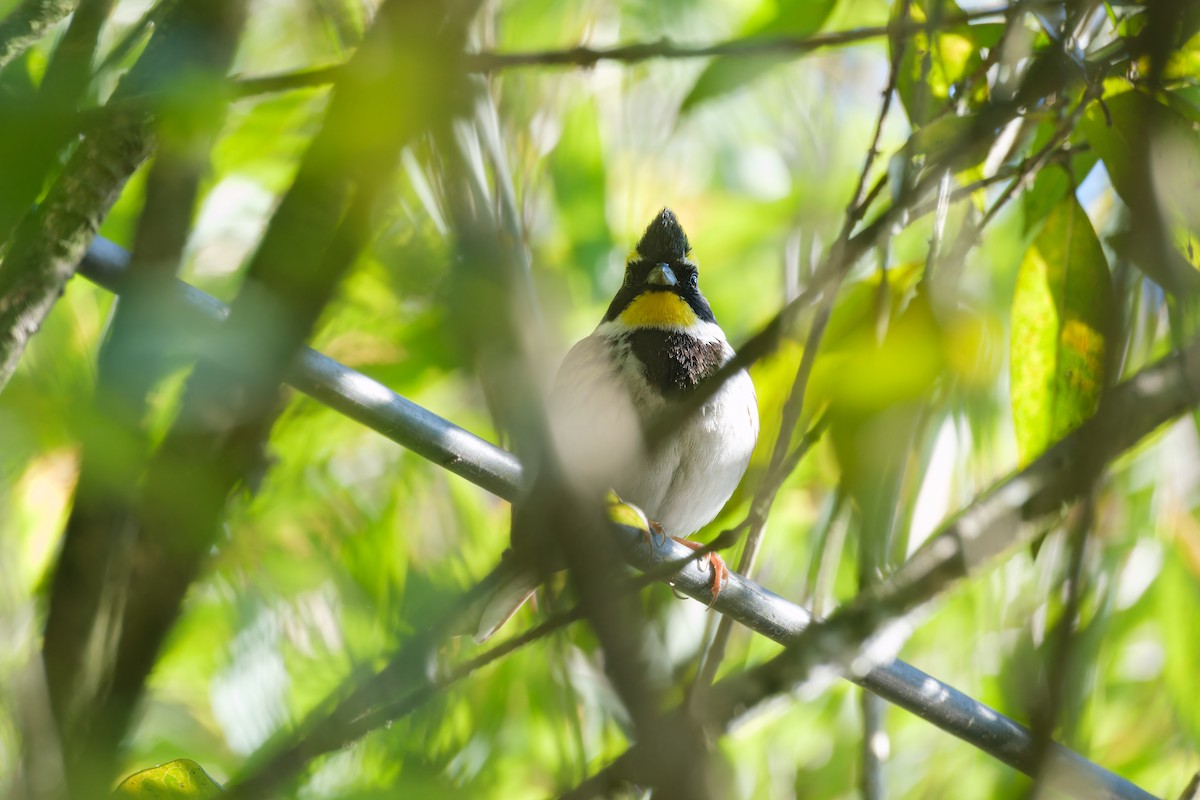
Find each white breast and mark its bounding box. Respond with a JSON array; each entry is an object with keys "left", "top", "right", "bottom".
[{"left": 550, "top": 328, "right": 758, "bottom": 537}]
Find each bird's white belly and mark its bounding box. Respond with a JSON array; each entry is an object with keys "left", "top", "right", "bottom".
[{"left": 614, "top": 368, "right": 758, "bottom": 536}]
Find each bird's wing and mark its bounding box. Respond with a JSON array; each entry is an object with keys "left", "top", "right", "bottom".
[
  {"left": 473, "top": 560, "right": 541, "bottom": 643},
  {"left": 547, "top": 334, "right": 644, "bottom": 488}
]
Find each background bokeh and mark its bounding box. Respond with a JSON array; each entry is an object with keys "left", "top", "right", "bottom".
[{"left": 1, "top": 0, "right": 1198, "bottom": 797}]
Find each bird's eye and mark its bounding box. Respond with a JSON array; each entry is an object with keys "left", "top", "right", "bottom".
[
  {"left": 688, "top": 270, "right": 699, "bottom": 287},
  {"left": 623, "top": 269, "right": 634, "bottom": 287}
]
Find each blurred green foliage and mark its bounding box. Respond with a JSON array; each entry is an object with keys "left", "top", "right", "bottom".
[
  {"left": 0, "top": 0, "right": 1199, "bottom": 798},
  {"left": 112, "top": 759, "right": 223, "bottom": 799}
]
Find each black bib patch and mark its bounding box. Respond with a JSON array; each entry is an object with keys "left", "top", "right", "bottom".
[{"left": 624, "top": 329, "right": 726, "bottom": 396}]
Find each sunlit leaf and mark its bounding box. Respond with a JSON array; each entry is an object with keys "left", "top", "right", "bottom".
[
  {"left": 679, "top": 0, "right": 836, "bottom": 113},
  {"left": 113, "top": 759, "right": 222, "bottom": 798},
  {"left": 892, "top": 1, "right": 990, "bottom": 127},
  {"left": 1080, "top": 90, "right": 1156, "bottom": 215},
  {"left": 1010, "top": 196, "right": 1112, "bottom": 464},
  {"left": 1163, "top": 31, "right": 1200, "bottom": 80},
  {"left": 816, "top": 275, "right": 945, "bottom": 416},
  {"left": 823, "top": 288, "right": 945, "bottom": 562}
]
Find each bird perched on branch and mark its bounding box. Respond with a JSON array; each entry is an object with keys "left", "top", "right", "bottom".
[{"left": 475, "top": 208, "right": 759, "bottom": 641}]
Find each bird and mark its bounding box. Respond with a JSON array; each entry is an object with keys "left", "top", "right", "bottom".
[{"left": 474, "top": 208, "right": 759, "bottom": 641}]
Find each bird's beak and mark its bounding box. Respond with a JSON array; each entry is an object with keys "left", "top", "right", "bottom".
[{"left": 646, "top": 263, "right": 678, "bottom": 287}]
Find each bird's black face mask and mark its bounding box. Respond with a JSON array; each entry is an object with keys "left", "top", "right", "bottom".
[{"left": 602, "top": 208, "right": 716, "bottom": 325}]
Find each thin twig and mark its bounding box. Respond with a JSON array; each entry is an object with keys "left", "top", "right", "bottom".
[
  {"left": 572, "top": 333, "right": 1200, "bottom": 800},
  {"left": 1026, "top": 494, "right": 1095, "bottom": 798},
  {"left": 841, "top": 12, "right": 914, "bottom": 792},
  {"left": 224, "top": 531, "right": 751, "bottom": 800},
  {"left": 937, "top": 74, "right": 1106, "bottom": 274},
  {"left": 229, "top": 4, "right": 1018, "bottom": 98},
  {"left": 646, "top": 40, "right": 1071, "bottom": 454},
  {"left": 690, "top": 0, "right": 913, "bottom": 702}
]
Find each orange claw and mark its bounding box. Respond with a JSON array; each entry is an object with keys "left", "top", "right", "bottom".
[{"left": 670, "top": 537, "right": 727, "bottom": 604}]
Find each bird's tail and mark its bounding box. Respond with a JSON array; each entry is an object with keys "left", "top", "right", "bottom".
[
  {"left": 469, "top": 556, "right": 540, "bottom": 643},
  {"left": 468, "top": 492, "right": 649, "bottom": 642}
]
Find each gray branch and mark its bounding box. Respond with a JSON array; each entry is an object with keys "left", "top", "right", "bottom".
[
  {"left": 709, "top": 333, "right": 1200, "bottom": 731},
  {"left": 77, "top": 237, "right": 1160, "bottom": 800}
]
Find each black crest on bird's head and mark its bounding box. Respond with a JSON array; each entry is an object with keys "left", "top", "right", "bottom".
[
  {"left": 636, "top": 208, "right": 691, "bottom": 263},
  {"left": 601, "top": 207, "right": 714, "bottom": 325}
]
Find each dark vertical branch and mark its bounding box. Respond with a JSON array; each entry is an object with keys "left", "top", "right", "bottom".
[
  {"left": 859, "top": 688, "right": 886, "bottom": 800},
  {"left": 443, "top": 169, "right": 717, "bottom": 800},
  {"left": 53, "top": 0, "right": 478, "bottom": 794},
  {"left": 39, "top": 3, "right": 248, "bottom": 796}
]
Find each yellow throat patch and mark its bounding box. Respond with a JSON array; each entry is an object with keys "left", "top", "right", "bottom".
[{"left": 619, "top": 291, "right": 698, "bottom": 328}]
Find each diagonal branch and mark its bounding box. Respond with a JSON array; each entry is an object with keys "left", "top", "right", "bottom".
[
  {"left": 76, "top": 240, "right": 1164, "bottom": 800},
  {"left": 699, "top": 337, "right": 1200, "bottom": 767},
  {"left": 78, "top": 238, "right": 525, "bottom": 498},
  {"left": 0, "top": 115, "right": 151, "bottom": 390},
  {"left": 0, "top": 0, "right": 75, "bottom": 71}
]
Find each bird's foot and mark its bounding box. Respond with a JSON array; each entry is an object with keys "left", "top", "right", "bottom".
[{"left": 670, "top": 537, "right": 727, "bottom": 605}]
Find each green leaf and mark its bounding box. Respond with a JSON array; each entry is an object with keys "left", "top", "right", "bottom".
[
  {"left": 893, "top": 1, "right": 988, "bottom": 127},
  {"left": 815, "top": 268, "right": 946, "bottom": 417},
  {"left": 113, "top": 760, "right": 222, "bottom": 799},
  {"left": 1079, "top": 89, "right": 1200, "bottom": 225},
  {"left": 892, "top": 112, "right": 994, "bottom": 186},
  {"left": 549, "top": 97, "right": 611, "bottom": 289},
  {"left": 679, "top": 0, "right": 837, "bottom": 114},
  {"left": 1163, "top": 31, "right": 1200, "bottom": 81},
  {"left": 1080, "top": 88, "right": 1200, "bottom": 291},
  {"left": 1022, "top": 120, "right": 1098, "bottom": 232},
  {"left": 1077, "top": 88, "right": 1145, "bottom": 212},
  {"left": 1010, "top": 196, "right": 1112, "bottom": 464}
]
